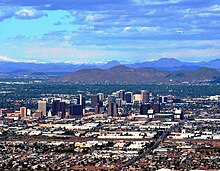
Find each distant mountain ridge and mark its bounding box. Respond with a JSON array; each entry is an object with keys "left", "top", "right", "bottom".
[
  {"left": 57, "top": 66, "right": 220, "bottom": 84},
  {"left": 126, "top": 58, "right": 186, "bottom": 69},
  {"left": 1, "top": 58, "right": 220, "bottom": 76},
  {"left": 125, "top": 58, "right": 220, "bottom": 70}
]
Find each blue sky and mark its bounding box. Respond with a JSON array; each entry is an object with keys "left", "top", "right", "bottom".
[{"left": 0, "top": 0, "right": 220, "bottom": 63}]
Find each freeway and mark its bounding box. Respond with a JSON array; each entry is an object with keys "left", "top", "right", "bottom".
[{"left": 118, "top": 125, "right": 175, "bottom": 170}]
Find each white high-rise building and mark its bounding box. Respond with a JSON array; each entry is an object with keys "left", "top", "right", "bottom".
[
  {"left": 27, "top": 109, "right": 31, "bottom": 116},
  {"left": 48, "top": 110, "right": 52, "bottom": 117},
  {"left": 38, "top": 100, "right": 47, "bottom": 116},
  {"left": 97, "top": 93, "right": 104, "bottom": 101}
]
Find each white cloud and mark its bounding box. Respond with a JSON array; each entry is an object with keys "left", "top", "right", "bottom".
[
  {"left": 25, "top": 46, "right": 111, "bottom": 59},
  {"left": 144, "top": 49, "right": 220, "bottom": 59},
  {"left": 0, "top": 55, "right": 46, "bottom": 63},
  {"left": 136, "top": 26, "right": 159, "bottom": 32},
  {"left": 123, "top": 26, "right": 160, "bottom": 33},
  {"left": 16, "top": 9, "right": 35, "bottom": 16},
  {"left": 0, "top": 55, "right": 19, "bottom": 62},
  {"left": 209, "top": 5, "right": 220, "bottom": 12},
  {"left": 15, "top": 8, "right": 47, "bottom": 20},
  {"left": 197, "top": 12, "right": 220, "bottom": 17},
  {"left": 85, "top": 14, "right": 95, "bottom": 21},
  {"left": 85, "top": 13, "right": 107, "bottom": 22},
  {"left": 145, "top": 9, "right": 156, "bottom": 15},
  {"left": 123, "top": 27, "right": 131, "bottom": 32}
]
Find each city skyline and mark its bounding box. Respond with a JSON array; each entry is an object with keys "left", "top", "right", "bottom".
[{"left": 0, "top": 0, "right": 220, "bottom": 63}]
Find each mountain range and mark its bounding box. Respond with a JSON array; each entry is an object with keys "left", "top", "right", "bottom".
[
  {"left": 125, "top": 58, "right": 220, "bottom": 71},
  {"left": 1, "top": 58, "right": 220, "bottom": 76},
  {"left": 57, "top": 66, "right": 220, "bottom": 84}
]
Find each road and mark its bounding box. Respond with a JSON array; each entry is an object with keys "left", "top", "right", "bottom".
[{"left": 118, "top": 125, "right": 175, "bottom": 170}]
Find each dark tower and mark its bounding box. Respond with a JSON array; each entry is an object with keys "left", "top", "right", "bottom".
[
  {"left": 119, "top": 90, "right": 125, "bottom": 101},
  {"left": 125, "top": 92, "right": 132, "bottom": 103},
  {"left": 91, "top": 94, "right": 99, "bottom": 108},
  {"left": 140, "top": 104, "right": 151, "bottom": 115},
  {"left": 141, "top": 90, "right": 150, "bottom": 104},
  {"left": 52, "top": 100, "right": 60, "bottom": 116},
  {"left": 107, "top": 102, "right": 118, "bottom": 117},
  {"left": 60, "top": 102, "right": 66, "bottom": 118},
  {"left": 153, "top": 102, "right": 160, "bottom": 113},
  {"left": 70, "top": 104, "right": 83, "bottom": 117}
]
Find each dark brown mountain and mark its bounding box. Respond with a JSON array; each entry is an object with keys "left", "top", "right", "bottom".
[
  {"left": 57, "top": 65, "right": 168, "bottom": 84},
  {"left": 57, "top": 66, "right": 220, "bottom": 84},
  {"left": 165, "top": 67, "right": 220, "bottom": 83}
]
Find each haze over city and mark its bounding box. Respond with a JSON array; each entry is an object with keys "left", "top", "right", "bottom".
[{"left": 0, "top": 0, "right": 220, "bottom": 63}]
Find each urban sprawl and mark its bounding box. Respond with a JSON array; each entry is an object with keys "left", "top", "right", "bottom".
[{"left": 0, "top": 89, "right": 220, "bottom": 170}]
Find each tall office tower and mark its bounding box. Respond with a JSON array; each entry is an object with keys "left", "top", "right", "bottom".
[
  {"left": 95, "top": 101, "right": 104, "bottom": 114},
  {"left": 77, "top": 94, "right": 85, "bottom": 109},
  {"left": 115, "top": 91, "right": 120, "bottom": 98},
  {"left": 112, "top": 92, "right": 117, "bottom": 98},
  {"left": 94, "top": 105, "right": 100, "bottom": 114},
  {"left": 70, "top": 104, "right": 83, "bottom": 117},
  {"left": 119, "top": 90, "right": 125, "bottom": 101},
  {"left": 48, "top": 110, "right": 52, "bottom": 117},
  {"left": 125, "top": 92, "right": 133, "bottom": 103},
  {"left": 141, "top": 90, "right": 150, "bottom": 104},
  {"left": 140, "top": 104, "right": 151, "bottom": 115},
  {"left": 159, "top": 96, "right": 168, "bottom": 103},
  {"left": 116, "top": 98, "right": 122, "bottom": 107},
  {"left": 108, "top": 95, "right": 115, "bottom": 104},
  {"left": 38, "top": 100, "right": 46, "bottom": 116},
  {"left": 60, "top": 102, "right": 66, "bottom": 118},
  {"left": 133, "top": 94, "right": 142, "bottom": 104},
  {"left": 27, "top": 109, "right": 31, "bottom": 116},
  {"left": 91, "top": 94, "right": 99, "bottom": 108},
  {"left": 99, "top": 107, "right": 106, "bottom": 114},
  {"left": 98, "top": 101, "right": 103, "bottom": 107},
  {"left": 52, "top": 100, "right": 60, "bottom": 116},
  {"left": 153, "top": 102, "right": 160, "bottom": 113},
  {"left": 20, "top": 107, "right": 27, "bottom": 118},
  {"left": 107, "top": 102, "right": 118, "bottom": 117},
  {"left": 97, "top": 93, "right": 104, "bottom": 101}
]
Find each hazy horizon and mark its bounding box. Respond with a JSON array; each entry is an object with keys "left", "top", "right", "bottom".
[
  {"left": 0, "top": 0, "right": 220, "bottom": 63},
  {"left": 0, "top": 57, "right": 220, "bottom": 65}
]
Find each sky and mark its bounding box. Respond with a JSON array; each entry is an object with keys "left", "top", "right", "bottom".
[{"left": 0, "top": 0, "right": 220, "bottom": 64}]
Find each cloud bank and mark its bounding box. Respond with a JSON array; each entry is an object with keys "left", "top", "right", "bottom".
[{"left": 0, "top": 0, "right": 219, "bottom": 62}]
